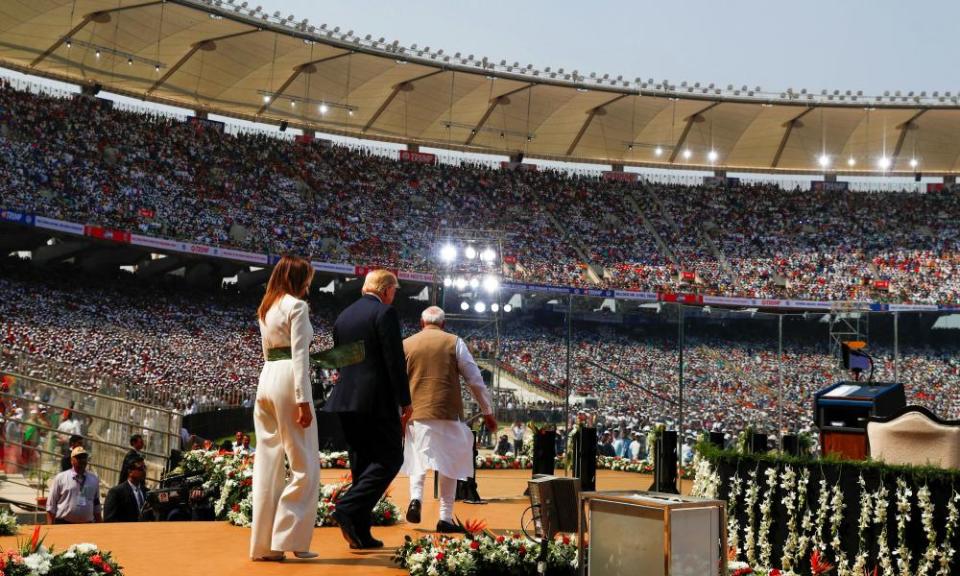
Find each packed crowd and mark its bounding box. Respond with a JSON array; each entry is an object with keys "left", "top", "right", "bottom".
[
  {"left": 2, "top": 262, "right": 958, "bottom": 434},
  {"left": 3, "top": 80, "right": 960, "bottom": 302}
]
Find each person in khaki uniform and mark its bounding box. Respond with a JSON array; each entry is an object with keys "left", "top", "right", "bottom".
[{"left": 401, "top": 306, "right": 497, "bottom": 532}]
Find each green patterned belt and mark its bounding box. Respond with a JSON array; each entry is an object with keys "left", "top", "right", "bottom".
[{"left": 266, "top": 341, "right": 365, "bottom": 369}]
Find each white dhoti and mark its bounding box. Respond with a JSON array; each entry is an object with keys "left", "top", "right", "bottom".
[{"left": 402, "top": 419, "right": 475, "bottom": 523}]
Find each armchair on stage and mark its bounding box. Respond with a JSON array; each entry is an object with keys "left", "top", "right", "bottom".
[
  {"left": 814, "top": 381, "right": 905, "bottom": 460},
  {"left": 867, "top": 406, "right": 960, "bottom": 469}
]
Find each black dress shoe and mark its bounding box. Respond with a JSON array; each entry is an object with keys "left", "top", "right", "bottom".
[
  {"left": 350, "top": 536, "right": 384, "bottom": 550},
  {"left": 406, "top": 499, "right": 422, "bottom": 524},
  {"left": 331, "top": 510, "right": 362, "bottom": 548},
  {"left": 435, "top": 519, "right": 466, "bottom": 534}
]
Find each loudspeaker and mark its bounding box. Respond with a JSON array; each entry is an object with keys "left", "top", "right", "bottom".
[
  {"left": 649, "top": 430, "right": 679, "bottom": 494},
  {"left": 748, "top": 432, "right": 768, "bottom": 454},
  {"left": 516, "top": 152, "right": 524, "bottom": 163},
  {"left": 781, "top": 434, "right": 800, "bottom": 457},
  {"left": 527, "top": 475, "right": 580, "bottom": 538},
  {"left": 532, "top": 430, "right": 557, "bottom": 476},
  {"left": 915, "top": 172, "right": 922, "bottom": 182},
  {"left": 708, "top": 431, "right": 725, "bottom": 449},
  {"left": 279, "top": 120, "right": 288, "bottom": 132},
  {"left": 572, "top": 427, "right": 596, "bottom": 491}
]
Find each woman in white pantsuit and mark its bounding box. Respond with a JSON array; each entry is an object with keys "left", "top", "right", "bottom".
[{"left": 250, "top": 255, "right": 320, "bottom": 561}]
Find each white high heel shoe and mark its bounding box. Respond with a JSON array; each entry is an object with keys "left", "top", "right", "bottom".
[{"left": 293, "top": 551, "right": 319, "bottom": 559}]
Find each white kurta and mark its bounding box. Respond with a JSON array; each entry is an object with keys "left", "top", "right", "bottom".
[
  {"left": 250, "top": 294, "right": 320, "bottom": 558},
  {"left": 401, "top": 338, "right": 493, "bottom": 481}
]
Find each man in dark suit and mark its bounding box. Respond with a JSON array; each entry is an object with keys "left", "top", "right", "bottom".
[
  {"left": 324, "top": 269, "right": 411, "bottom": 549},
  {"left": 118, "top": 434, "right": 144, "bottom": 484},
  {"left": 104, "top": 456, "right": 148, "bottom": 522}
]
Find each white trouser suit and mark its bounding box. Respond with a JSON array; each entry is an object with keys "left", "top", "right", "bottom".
[{"left": 250, "top": 294, "right": 320, "bottom": 558}]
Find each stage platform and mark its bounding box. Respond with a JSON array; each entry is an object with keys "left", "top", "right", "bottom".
[{"left": 0, "top": 469, "right": 692, "bottom": 575}]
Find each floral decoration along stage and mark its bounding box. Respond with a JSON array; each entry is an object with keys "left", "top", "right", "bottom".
[
  {"left": 393, "top": 519, "right": 578, "bottom": 576},
  {"left": 0, "top": 525, "right": 123, "bottom": 576},
  {"left": 172, "top": 449, "right": 399, "bottom": 529},
  {"left": 474, "top": 453, "right": 696, "bottom": 479}
]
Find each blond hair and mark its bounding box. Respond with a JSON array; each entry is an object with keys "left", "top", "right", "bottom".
[{"left": 362, "top": 269, "right": 398, "bottom": 296}]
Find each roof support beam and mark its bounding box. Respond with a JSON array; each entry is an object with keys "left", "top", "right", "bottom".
[
  {"left": 256, "top": 51, "right": 354, "bottom": 116},
  {"left": 30, "top": 1, "right": 164, "bottom": 68},
  {"left": 148, "top": 29, "right": 260, "bottom": 95},
  {"left": 566, "top": 94, "right": 630, "bottom": 156},
  {"left": 770, "top": 107, "right": 817, "bottom": 168},
  {"left": 361, "top": 69, "right": 446, "bottom": 132},
  {"left": 464, "top": 83, "right": 535, "bottom": 146},
  {"left": 891, "top": 108, "right": 929, "bottom": 165},
  {"left": 668, "top": 101, "right": 720, "bottom": 163}
]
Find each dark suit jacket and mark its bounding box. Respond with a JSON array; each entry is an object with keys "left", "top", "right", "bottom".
[
  {"left": 118, "top": 449, "right": 141, "bottom": 484},
  {"left": 103, "top": 481, "right": 147, "bottom": 522},
  {"left": 324, "top": 294, "right": 411, "bottom": 418}
]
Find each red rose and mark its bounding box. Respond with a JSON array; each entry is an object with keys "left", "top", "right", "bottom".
[
  {"left": 415, "top": 546, "right": 423, "bottom": 553},
  {"left": 232, "top": 504, "right": 240, "bottom": 512},
  {"left": 104, "top": 564, "right": 113, "bottom": 574},
  {"left": 470, "top": 540, "right": 480, "bottom": 550},
  {"left": 91, "top": 555, "right": 104, "bottom": 565},
  {"left": 562, "top": 535, "right": 570, "bottom": 545},
  {"left": 496, "top": 536, "right": 505, "bottom": 543},
  {"left": 519, "top": 545, "right": 526, "bottom": 556},
  {"left": 436, "top": 552, "right": 445, "bottom": 561},
  {"left": 384, "top": 510, "right": 392, "bottom": 519}
]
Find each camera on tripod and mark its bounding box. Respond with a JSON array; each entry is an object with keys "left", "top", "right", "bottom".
[{"left": 142, "top": 473, "right": 215, "bottom": 521}]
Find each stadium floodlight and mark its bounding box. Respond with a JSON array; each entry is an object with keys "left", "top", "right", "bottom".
[
  {"left": 443, "top": 277, "right": 452, "bottom": 287},
  {"left": 503, "top": 304, "right": 513, "bottom": 313},
  {"left": 460, "top": 301, "right": 470, "bottom": 311},
  {"left": 440, "top": 244, "right": 457, "bottom": 263},
  {"left": 455, "top": 277, "right": 468, "bottom": 290},
  {"left": 818, "top": 154, "right": 830, "bottom": 168},
  {"left": 848, "top": 157, "right": 856, "bottom": 167},
  {"left": 654, "top": 146, "right": 664, "bottom": 157},
  {"left": 683, "top": 149, "right": 692, "bottom": 160},
  {"left": 262, "top": 95, "right": 271, "bottom": 103},
  {"left": 469, "top": 277, "right": 480, "bottom": 289},
  {"left": 95, "top": 49, "right": 101, "bottom": 59},
  {"left": 464, "top": 246, "right": 477, "bottom": 260},
  {"left": 707, "top": 150, "right": 718, "bottom": 163},
  {"left": 878, "top": 156, "right": 891, "bottom": 170},
  {"left": 483, "top": 276, "right": 499, "bottom": 293},
  {"left": 319, "top": 103, "right": 329, "bottom": 115},
  {"left": 910, "top": 158, "right": 919, "bottom": 169},
  {"left": 474, "top": 302, "right": 487, "bottom": 313},
  {"left": 480, "top": 248, "right": 496, "bottom": 263},
  {"left": 491, "top": 303, "right": 500, "bottom": 313}
]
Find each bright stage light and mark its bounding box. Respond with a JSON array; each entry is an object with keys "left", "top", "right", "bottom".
[
  {"left": 319, "top": 103, "right": 329, "bottom": 115},
  {"left": 818, "top": 154, "right": 830, "bottom": 168},
  {"left": 503, "top": 304, "right": 513, "bottom": 312},
  {"left": 683, "top": 149, "right": 692, "bottom": 160},
  {"left": 440, "top": 244, "right": 457, "bottom": 263},
  {"left": 707, "top": 150, "right": 718, "bottom": 163},
  {"left": 469, "top": 277, "right": 480, "bottom": 289},
  {"left": 480, "top": 248, "right": 496, "bottom": 263},
  {"left": 263, "top": 95, "right": 271, "bottom": 103},
  {"left": 482, "top": 276, "right": 499, "bottom": 293},
  {"left": 443, "top": 277, "right": 452, "bottom": 287},
  {"left": 460, "top": 301, "right": 470, "bottom": 311},
  {"left": 474, "top": 302, "right": 487, "bottom": 313},
  {"left": 465, "top": 246, "right": 477, "bottom": 260},
  {"left": 910, "top": 158, "right": 919, "bottom": 168},
  {"left": 878, "top": 156, "right": 891, "bottom": 170},
  {"left": 491, "top": 303, "right": 500, "bottom": 312},
  {"left": 654, "top": 146, "right": 663, "bottom": 157},
  {"left": 455, "top": 277, "right": 467, "bottom": 290},
  {"left": 848, "top": 157, "right": 856, "bottom": 167}
]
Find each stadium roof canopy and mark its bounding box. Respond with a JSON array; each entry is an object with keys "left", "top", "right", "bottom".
[{"left": 3, "top": 0, "right": 960, "bottom": 176}]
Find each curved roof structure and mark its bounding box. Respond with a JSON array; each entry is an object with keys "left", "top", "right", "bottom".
[{"left": 2, "top": 0, "right": 959, "bottom": 175}]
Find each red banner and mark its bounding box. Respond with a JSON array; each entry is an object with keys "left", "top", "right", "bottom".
[
  {"left": 681, "top": 271, "right": 696, "bottom": 282},
  {"left": 500, "top": 161, "right": 538, "bottom": 171},
  {"left": 873, "top": 280, "right": 891, "bottom": 290},
  {"left": 295, "top": 134, "right": 314, "bottom": 145},
  {"left": 138, "top": 208, "right": 155, "bottom": 219},
  {"left": 927, "top": 183, "right": 945, "bottom": 193},
  {"left": 84, "top": 225, "right": 131, "bottom": 243},
  {"left": 602, "top": 171, "right": 639, "bottom": 183},
  {"left": 399, "top": 150, "right": 436, "bottom": 165}
]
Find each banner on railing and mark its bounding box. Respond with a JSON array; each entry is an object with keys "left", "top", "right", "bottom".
[
  {"left": 84, "top": 225, "right": 131, "bottom": 243},
  {"left": 0, "top": 210, "right": 35, "bottom": 226},
  {"left": 500, "top": 161, "right": 538, "bottom": 171},
  {"left": 602, "top": 171, "right": 638, "bottom": 183},
  {"left": 810, "top": 181, "right": 850, "bottom": 192},
  {"left": 399, "top": 150, "right": 437, "bottom": 164},
  {"left": 35, "top": 216, "right": 84, "bottom": 235}
]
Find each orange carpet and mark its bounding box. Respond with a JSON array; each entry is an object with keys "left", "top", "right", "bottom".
[{"left": 1, "top": 470, "right": 691, "bottom": 575}]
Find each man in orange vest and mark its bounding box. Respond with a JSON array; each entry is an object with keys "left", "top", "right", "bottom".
[{"left": 401, "top": 306, "right": 497, "bottom": 532}]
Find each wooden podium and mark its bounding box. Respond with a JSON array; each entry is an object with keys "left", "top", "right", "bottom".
[{"left": 814, "top": 382, "right": 905, "bottom": 460}]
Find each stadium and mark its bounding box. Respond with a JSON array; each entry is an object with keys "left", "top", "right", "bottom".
[{"left": 1, "top": 1, "right": 960, "bottom": 575}]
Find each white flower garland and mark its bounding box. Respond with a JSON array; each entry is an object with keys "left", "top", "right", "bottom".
[
  {"left": 758, "top": 466, "right": 778, "bottom": 569},
  {"left": 690, "top": 455, "right": 721, "bottom": 499},
  {"left": 828, "top": 480, "right": 848, "bottom": 573},
  {"left": 895, "top": 477, "right": 914, "bottom": 575},
  {"left": 796, "top": 469, "right": 815, "bottom": 563},
  {"left": 727, "top": 474, "right": 744, "bottom": 558},
  {"left": 744, "top": 468, "right": 761, "bottom": 566},
  {"left": 874, "top": 481, "right": 894, "bottom": 576},
  {"left": 916, "top": 484, "right": 937, "bottom": 576},
  {"left": 936, "top": 492, "right": 960, "bottom": 576},
  {"left": 812, "top": 477, "right": 831, "bottom": 551},
  {"left": 851, "top": 475, "right": 871, "bottom": 576},
  {"left": 779, "top": 465, "right": 799, "bottom": 571}
]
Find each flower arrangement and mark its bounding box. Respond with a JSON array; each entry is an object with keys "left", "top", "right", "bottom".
[
  {"left": 0, "top": 526, "right": 123, "bottom": 576},
  {"left": 393, "top": 524, "right": 577, "bottom": 576},
  {"left": 476, "top": 453, "right": 532, "bottom": 470},
  {"left": 0, "top": 508, "right": 19, "bottom": 536},
  {"left": 316, "top": 479, "right": 400, "bottom": 527},
  {"left": 318, "top": 451, "right": 351, "bottom": 469}
]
